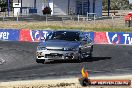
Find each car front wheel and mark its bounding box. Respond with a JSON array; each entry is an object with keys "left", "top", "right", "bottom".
[
  {"left": 89, "top": 45, "right": 93, "bottom": 58},
  {"left": 77, "top": 52, "right": 83, "bottom": 63}
]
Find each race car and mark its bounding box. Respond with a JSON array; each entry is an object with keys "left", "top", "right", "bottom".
[{"left": 36, "top": 30, "right": 93, "bottom": 63}]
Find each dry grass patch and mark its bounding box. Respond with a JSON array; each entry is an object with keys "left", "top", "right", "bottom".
[{"left": 0, "top": 18, "right": 131, "bottom": 32}]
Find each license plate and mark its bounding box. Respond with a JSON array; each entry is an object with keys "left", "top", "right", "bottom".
[{"left": 50, "top": 53, "right": 58, "bottom": 56}]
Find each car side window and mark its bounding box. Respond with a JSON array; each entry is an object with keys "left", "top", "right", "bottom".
[
  {"left": 80, "top": 32, "right": 87, "bottom": 41},
  {"left": 80, "top": 32, "right": 92, "bottom": 43},
  {"left": 85, "top": 35, "right": 92, "bottom": 43}
]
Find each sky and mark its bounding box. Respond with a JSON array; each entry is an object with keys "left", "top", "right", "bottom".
[{"left": 129, "top": 0, "right": 132, "bottom": 3}]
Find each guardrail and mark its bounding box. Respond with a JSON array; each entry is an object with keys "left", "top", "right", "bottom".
[{"left": 0, "top": 29, "right": 132, "bottom": 45}]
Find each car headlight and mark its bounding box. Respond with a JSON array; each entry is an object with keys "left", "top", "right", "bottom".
[
  {"left": 63, "top": 48, "right": 76, "bottom": 51},
  {"left": 37, "top": 46, "right": 47, "bottom": 50}
]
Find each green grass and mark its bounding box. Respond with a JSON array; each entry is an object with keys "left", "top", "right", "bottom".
[
  {"left": 88, "top": 28, "right": 132, "bottom": 32},
  {"left": 32, "top": 27, "right": 132, "bottom": 32},
  {"left": 0, "top": 21, "right": 132, "bottom": 32}
]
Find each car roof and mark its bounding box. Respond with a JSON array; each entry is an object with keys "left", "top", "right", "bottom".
[{"left": 53, "top": 30, "right": 81, "bottom": 33}]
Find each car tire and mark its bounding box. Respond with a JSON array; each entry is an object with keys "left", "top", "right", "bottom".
[
  {"left": 36, "top": 59, "right": 45, "bottom": 64},
  {"left": 88, "top": 51, "right": 92, "bottom": 58},
  {"left": 89, "top": 45, "right": 93, "bottom": 58},
  {"left": 77, "top": 52, "right": 82, "bottom": 63}
]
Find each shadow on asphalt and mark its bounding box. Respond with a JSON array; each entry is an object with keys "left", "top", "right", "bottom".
[{"left": 46, "top": 57, "right": 111, "bottom": 64}]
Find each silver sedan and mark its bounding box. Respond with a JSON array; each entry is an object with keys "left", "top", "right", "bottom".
[{"left": 36, "top": 30, "right": 93, "bottom": 63}]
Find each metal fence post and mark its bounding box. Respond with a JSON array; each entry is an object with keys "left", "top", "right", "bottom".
[
  {"left": 111, "top": 14, "right": 114, "bottom": 27},
  {"left": 26, "top": 8, "right": 28, "bottom": 16},
  {"left": 87, "top": 12, "right": 88, "bottom": 21},
  {"left": 46, "top": 14, "right": 48, "bottom": 23},
  {"left": 3, "top": 12, "right": 5, "bottom": 21},
  {"left": 17, "top": 12, "right": 19, "bottom": 21},
  {"left": 13, "top": 8, "right": 14, "bottom": 17},
  {"left": 78, "top": 14, "right": 79, "bottom": 22},
  {"left": 4, "top": 11, "right": 6, "bottom": 18},
  {"left": 94, "top": 14, "right": 96, "bottom": 27},
  {"left": 62, "top": 17, "right": 64, "bottom": 23}
]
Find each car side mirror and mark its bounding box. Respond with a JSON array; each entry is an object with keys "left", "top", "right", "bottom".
[
  {"left": 81, "top": 38, "right": 87, "bottom": 42},
  {"left": 87, "top": 39, "right": 92, "bottom": 43}
]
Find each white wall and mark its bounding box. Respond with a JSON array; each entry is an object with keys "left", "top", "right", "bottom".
[
  {"left": 90, "top": 0, "right": 93, "bottom": 13},
  {"left": 13, "top": 0, "right": 102, "bottom": 16},
  {"left": 36, "top": 0, "right": 44, "bottom": 15},
  {"left": 36, "top": 0, "right": 53, "bottom": 15},
  {"left": 69, "top": 0, "right": 76, "bottom": 14},
  {"left": 49, "top": 0, "right": 54, "bottom": 15},
  {"left": 95, "top": 0, "right": 102, "bottom": 17},
  {"left": 22, "top": 0, "right": 34, "bottom": 7},
  {"left": 22, "top": 0, "right": 34, "bottom": 15},
  {"left": 53, "top": 0, "right": 68, "bottom": 15},
  {"left": 81, "top": 0, "right": 102, "bottom": 17},
  {"left": 13, "top": 0, "right": 21, "bottom": 16}
]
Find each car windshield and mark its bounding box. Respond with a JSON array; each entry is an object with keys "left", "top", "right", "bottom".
[{"left": 47, "top": 31, "right": 80, "bottom": 41}]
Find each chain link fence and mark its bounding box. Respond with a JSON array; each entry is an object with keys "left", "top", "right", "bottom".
[{"left": 0, "top": 11, "right": 128, "bottom": 29}]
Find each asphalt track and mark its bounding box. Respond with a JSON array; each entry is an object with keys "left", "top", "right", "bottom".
[{"left": 0, "top": 41, "right": 132, "bottom": 82}]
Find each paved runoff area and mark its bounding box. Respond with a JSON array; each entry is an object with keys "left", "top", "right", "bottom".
[
  {"left": 0, "top": 41, "right": 132, "bottom": 88},
  {"left": 0, "top": 75, "right": 132, "bottom": 88}
]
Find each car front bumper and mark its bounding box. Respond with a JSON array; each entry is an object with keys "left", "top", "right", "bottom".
[{"left": 36, "top": 50, "right": 79, "bottom": 60}]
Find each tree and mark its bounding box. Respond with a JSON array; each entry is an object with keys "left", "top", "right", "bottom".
[
  {"left": 0, "top": 0, "right": 13, "bottom": 12},
  {"left": 103, "top": 0, "right": 130, "bottom": 10},
  {"left": 129, "top": 3, "right": 132, "bottom": 9},
  {"left": 42, "top": 6, "right": 52, "bottom": 15},
  {"left": 0, "top": 0, "right": 7, "bottom": 12}
]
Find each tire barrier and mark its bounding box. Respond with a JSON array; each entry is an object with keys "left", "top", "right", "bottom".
[
  {"left": 94, "top": 32, "right": 132, "bottom": 45},
  {"left": 0, "top": 29, "right": 19, "bottom": 41},
  {"left": 0, "top": 29, "right": 132, "bottom": 45},
  {"left": 19, "top": 29, "right": 51, "bottom": 42}
]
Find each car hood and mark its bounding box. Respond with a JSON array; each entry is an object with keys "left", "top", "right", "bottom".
[{"left": 39, "top": 40, "right": 80, "bottom": 49}]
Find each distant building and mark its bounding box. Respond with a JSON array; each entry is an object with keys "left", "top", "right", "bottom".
[{"left": 13, "top": 0, "right": 102, "bottom": 17}]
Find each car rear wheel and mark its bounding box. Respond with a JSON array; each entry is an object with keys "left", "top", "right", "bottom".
[{"left": 36, "top": 59, "right": 45, "bottom": 64}]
